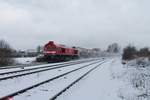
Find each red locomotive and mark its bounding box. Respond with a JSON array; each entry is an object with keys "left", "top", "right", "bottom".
[{"left": 42, "top": 41, "right": 78, "bottom": 62}]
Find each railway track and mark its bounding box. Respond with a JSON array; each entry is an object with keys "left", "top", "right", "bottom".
[
  {"left": 0, "top": 58, "right": 99, "bottom": 70},
  {"left": 0, "top": 58, "right": 99, "bottom": 76},
  {"left": 0, "top": 59, "right": 101, "bottom": 81},
  {"left": 0, "top": 59, "right": 106, "bottom": 100},
  {"left": 50, "top": 62, "right": 103, "bottom": 100},
  {"left": 0, "top": 63, "right": 47, "bottom": 70}
]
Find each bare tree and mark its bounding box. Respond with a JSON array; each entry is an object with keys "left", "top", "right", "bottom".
[
  {"left": 0, "top": 39, "right": 14, "bottom": 66},
  {"left": 107, "top": 43, "right": 120, "bottom": 53},
  {"left": 37, "top": 45, "right": 43, "bottom": 54},
  {"left": 122, "top": 45, "right": 137, "bottom": 60},
  {"left": 138, "top": 47, "right": 150, "bottom": 57}
]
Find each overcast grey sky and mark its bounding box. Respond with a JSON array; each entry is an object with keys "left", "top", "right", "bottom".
[{"left": 0, "top": 0, "right": 150, "bottom": 50}]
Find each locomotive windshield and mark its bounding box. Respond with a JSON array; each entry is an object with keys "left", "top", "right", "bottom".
[{"left": 45, "top": 46, "right": 57, "bottom": 51}]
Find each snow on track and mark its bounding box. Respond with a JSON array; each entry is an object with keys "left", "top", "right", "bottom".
[
  {"left": 0, "top": 58, "right": 99, "bottom": 74},
  {"left": 0, "top": 60, "right": 102, "bottom": 98},
  {"left": 0, "top": 59, "right": 101, "bottom": 80},
  {"left": 13, "top": 61, "right": 105, "bottom": 100},
  {"left": 0, "top": 62, "right": 82, "bottom": 79},
  {"left": 0, "top": 63, "right": 59, "bottom": 73}
]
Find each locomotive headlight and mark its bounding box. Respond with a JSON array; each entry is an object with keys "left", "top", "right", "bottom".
[
  {"left": 44, "top": 51, "right": 56, "bottom": 54},
  {"left": 50, "top": 51, "right": 56, "bottom": 54}
]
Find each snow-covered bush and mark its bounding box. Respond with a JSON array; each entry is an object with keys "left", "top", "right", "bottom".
[
  {"left": 122, "top": 45, "right": 137, "bottom": 60},
  {"left": 127, "top": 58, "right": 150, "bottom": 68},
  {"left": 129, "top": 70, "right": 150, "bottom": 100},
  {"left": 122, "top": 45, "right": 150, "bottom": 61},
  {"left": 110, "top": 57, "right": 150, "bottom": 100},
  {"left": 118, "top": 58, "right": 150, "bottom": 100}
]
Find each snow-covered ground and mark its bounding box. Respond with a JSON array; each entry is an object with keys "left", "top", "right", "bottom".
[
  {"left": 118, "top": 58, "right": 150, "bottom": 100},
  {"left": 14, "top": 57, "right": 36, "bottom": 64},
  {"left": 1, "top": 57, "right": 149, "bottom": 100},
  {"left": 0, "top": 57, "right": 38, "bottom": 68},
  {"left": 0, "top": 60, "right": 102, "bottom": 98},
  {"left": 56, "top": 57, "right": 150, "bottom": 100},
  {"left": 56, "top": 58, "right": 125, "bottom": 100},
  {"left": 0, "top": 58, "right": 100, "bottom": 74},
  {"left": 14, "top": 61, "right": 104, "bottom": 100}
]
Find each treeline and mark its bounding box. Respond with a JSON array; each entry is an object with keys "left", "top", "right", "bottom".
[
  {"left": 0, "top": 40, "right": 14, "bottom": 66},
  {"left": 122, "top": 45, "right": 150, "bottom": 60},
  {"left": 0, "top": 39, "right": 42, "bottom": 66}
]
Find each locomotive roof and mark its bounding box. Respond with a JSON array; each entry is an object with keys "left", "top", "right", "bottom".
[{"left": 46, "top": 41, "right": 75, "bottom": 49}]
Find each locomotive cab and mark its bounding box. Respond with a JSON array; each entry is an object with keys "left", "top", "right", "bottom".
[{"left": 44, "top": 41, "right": 57, "bottom": 55}]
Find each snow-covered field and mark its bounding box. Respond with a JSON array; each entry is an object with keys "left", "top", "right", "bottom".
[
  {"left": 1, "top": 57, "right": 149, "bottom": 100},
  {"left": 0, "top": 57, "right": 38, "bottom": 69},
  {"left": 14, "top": 57, "right": 36, "bottom": 64}
]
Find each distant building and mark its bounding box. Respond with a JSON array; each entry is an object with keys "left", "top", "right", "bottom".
[
  {"left": 25, "top": 49, "right": 37, "bottom": 57},
  {"left": 11, "top": 49, "right": 38, "bottom": 57}
]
